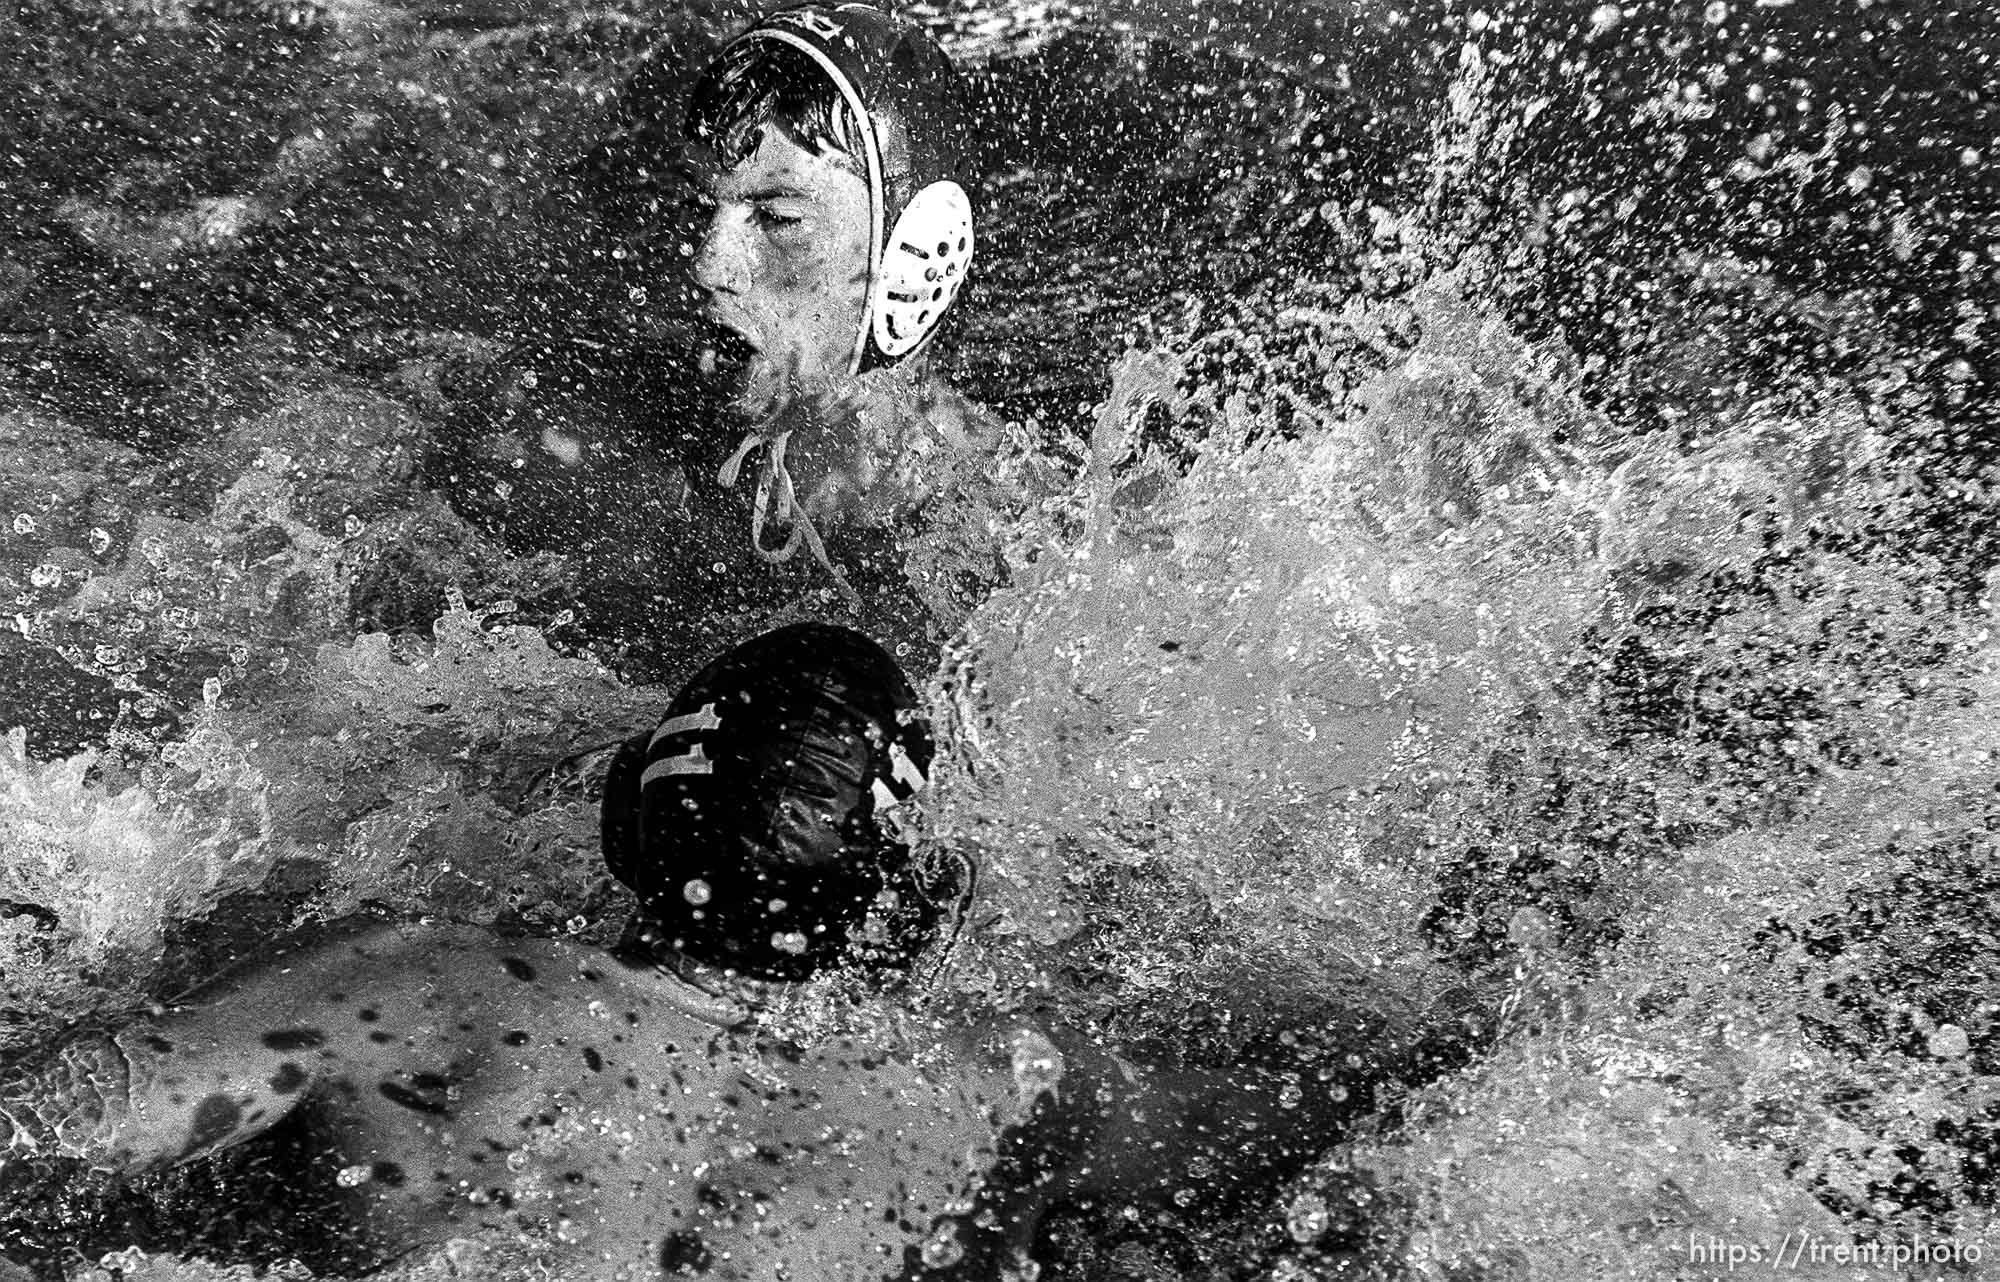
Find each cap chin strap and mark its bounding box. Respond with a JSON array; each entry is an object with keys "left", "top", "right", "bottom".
[{"left": 716, "top": 428, "right": 863, "bottom": 607}]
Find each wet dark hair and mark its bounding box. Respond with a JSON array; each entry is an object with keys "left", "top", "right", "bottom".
[{"left": 685, "top": 39, "right": 871, "bottom": 175}]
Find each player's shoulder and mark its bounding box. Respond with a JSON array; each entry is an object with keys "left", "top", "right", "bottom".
[{"left": 242, "top": 920, "right": 638, "bottom": 1009}]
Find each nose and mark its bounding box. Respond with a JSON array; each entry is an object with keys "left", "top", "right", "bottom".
[{"left": 691, "top": 208, "right": 747, "bottom": 298}]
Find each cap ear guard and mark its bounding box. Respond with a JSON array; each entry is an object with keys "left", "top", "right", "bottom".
[{"left": 870, "top": 180, "right": 972, "bottom": 360}]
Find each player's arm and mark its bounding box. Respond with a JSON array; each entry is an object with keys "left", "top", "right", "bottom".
[{"left": 0, "top": 921, "right": 417, "bottom": 1174}]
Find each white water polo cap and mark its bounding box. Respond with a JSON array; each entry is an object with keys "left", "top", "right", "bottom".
[{"left": 686, "top": 2, "right": 974, "bottom": 374}]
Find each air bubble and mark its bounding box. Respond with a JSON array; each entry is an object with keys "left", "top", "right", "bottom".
[{"left": 682, "top": 879, "right": 712, "bottom": 906}]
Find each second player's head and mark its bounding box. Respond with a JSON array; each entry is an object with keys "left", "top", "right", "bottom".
[{"left": 601, "top": 623, "right": 946, "bottom": 982}]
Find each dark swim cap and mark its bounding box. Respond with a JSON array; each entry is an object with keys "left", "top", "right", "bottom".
[
  {"left": 602, "top": 623, "right": 933, "bottom": 981},
  {"left": 686, "top": 2, "right": 973, "bottom": 372}
]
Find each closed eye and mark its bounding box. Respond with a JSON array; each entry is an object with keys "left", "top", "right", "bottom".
[{"left": 753, "top": 205, "right": 805, "bottom": 229}]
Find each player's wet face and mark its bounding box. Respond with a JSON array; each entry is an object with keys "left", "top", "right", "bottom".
[{"left": 689, "top": 122, "right": 873, "bottom": 406}]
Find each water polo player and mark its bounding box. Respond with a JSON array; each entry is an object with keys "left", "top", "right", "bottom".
[
  {"left": 0, "top": 623, "right": 1328, "bottom": 1277},
  {"left": 610, "top": 2, "right": 1020, "bottom": 619},
  {"left": 0, "top": 625, "right": 1025, "bottom": 1277}
]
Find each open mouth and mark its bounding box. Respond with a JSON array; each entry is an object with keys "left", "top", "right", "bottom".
[{"left": 698, "top": 323, "right": 758, "bottom": 380}]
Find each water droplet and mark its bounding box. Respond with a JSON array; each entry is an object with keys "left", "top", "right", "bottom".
[
  {"left": 88, "top": 527, "right": 113, "bottom": 555},
  {"left": 1928, "top": 1024, "right": 1970, "bottom": 1059},
  {"left": 920, "top": 1221, "right": 965, "bottom": 1269},
  {"left": 1507, "top": 906, "right": 1555, "bottom": 948},
  {"left": 999, "top": 1254, "right": 1042, "bottom": 1282},
  {"left": 1009, "top": 1029, "right": 1065, "bottom": 1103},
  {"left": 1286, "top": 1191, "right": 1330, "bottom": 1243},
  {"left": 11, "top": 513, "right": 35, "bottom": 536},
  {"left": 28, "top": 564, "right": 61, "bottom": 589},
  {"left": 203, "top": 676, "right": 223, "bottom": 705}
]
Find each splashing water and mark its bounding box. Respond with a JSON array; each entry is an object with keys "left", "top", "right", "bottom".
[{"left": 927, "top": 275, "right": 1621, "bottom": 1056}]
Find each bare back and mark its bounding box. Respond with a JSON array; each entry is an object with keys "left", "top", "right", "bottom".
[{"left": 14, "top": 922, "right": 1013, "bottom": 1279}]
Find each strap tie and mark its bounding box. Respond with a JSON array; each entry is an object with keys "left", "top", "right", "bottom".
[{"left": 716, "top": 430, "right": 862, "bottom": 607}]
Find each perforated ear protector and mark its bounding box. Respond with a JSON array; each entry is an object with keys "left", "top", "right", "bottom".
[
  {"left": 744, "top": 7, "right": 972, "bottom": 374},
  {"left": 872, "top": 180, "right": 972, "bottom": 359}
]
